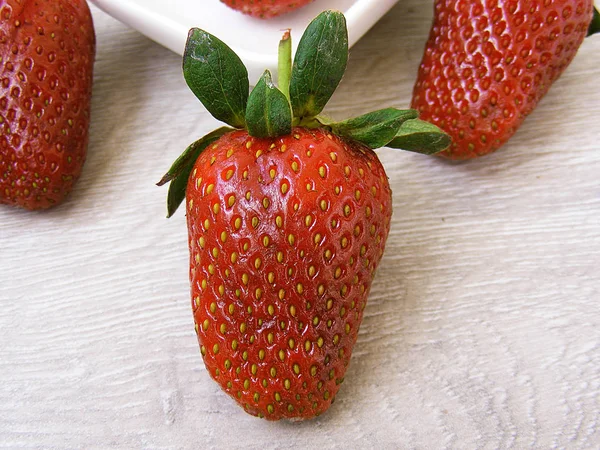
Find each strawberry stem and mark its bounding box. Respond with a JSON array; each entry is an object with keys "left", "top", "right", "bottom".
[
  {"left": 278, "top": 29, "right": 292, "bottom": 103},
  {"left": 588, "top": 7, "right": 600, "bottom": 37}
]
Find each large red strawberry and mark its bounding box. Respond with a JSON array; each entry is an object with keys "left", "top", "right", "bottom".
[
  {"left": 0, "top": 0, "right": 95, "bottom": 210},
  {"left": 411, "top": 0, "right": 599, "bottom": 160},
  {"left": 159, "top": 12, "right": 449, "bottom": 420},
  {"left": 219, "top": 0, "right": 314, "bottom": 19}
]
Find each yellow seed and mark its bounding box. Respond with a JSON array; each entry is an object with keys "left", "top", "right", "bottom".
[
  {"left": 268, "top": 304, "right": 275, "bottom": 315},
  {"left": 341, "top": 237, "right": 348, "bottom": 248},
  {"left": 276, "top": 215, "right": 283, "bottom": 228},
  {"left": 243, "top": 242, "right": 249, "bottom": 252},
  {"left": 263, "top": 197, "right": 270, "bottom": 209},
  {"left": 278, "top": 349, "right": 285, "bottom": 361},
  {"left": 278, "top": 289, "right": 286, "bottom": 300},
  {"left": 366, "top": 206, "right": 372, "bottom": 218},
  {"left": 251, "top": 364, "right": 258, "bottom": 375},
  {"left": 317, "top": 337, "right": 324, "bottom": 348},
  {"left": 320, "top": 199, "right": 327, "bottom": 211},
  {"left": 334, "top": 267, "right": 342, "bottom": 279},
  {"left": 360, "top": 245, "right": 367, "bottom": 256},
  {"left": 259, "top": 349, "right": 265, "bottom": 360},
  {"left": 212, "top": 247, "right": 219, "bottom": 258},
  {"left": 204, "top": 219, "right": 210, "bottom": 230},
  {"left": 254, "top": 257, "right": 262, "bottom": 269},
  {"left": 291, "top": 161, "right": 299, "bottom": 172},
  {"left": 255, "top": 288, "right": 263, "bottom": 300},
  {"left": 220, "top": 231, "right": 228, "bottom": 243},
  {"left": 324, "top": 249, "right": 332, "bottom": 260},
  {"left": 318, "top": 285, "right": 325, "bottom": 296},
  {"left": 277, "top": 251, "right": 284, "bottom": 263},
  {"left": 344, "top": 204, "right": 351, "bottom": 217},
  {"left": 345, "top": 323, "right": 351, "bottom": 334},
  {"left": 208, "top": 264, "right": 215, "bottom": 274},
  {"left": 341, "top": 285, "right": 348, "bottom": 297},
  {"left": 228, "top": 304, "right": 235, "bottom": 315},
  {"left": 210, "top": 302, "right": 216, "bottom": 313},
  {"left": 227, "top": 195, "right": 235, "bottom": 207},
  {"left": 288, "top": 234, "right": 295, "bottom": 246},
  {"left": 218, "top": 284, "right": 225, "bottom": 296},
  {"left": 289, "top": 305, "right": 296, "bottom": 317},
  {"left": 318, "top": 166, "right": 326, "bottom": 178},
  {"left": 199, "top": 236, "right": 206, "bottom": 249},
  {"left": 304, "top": 340, "right": 311, "bottom": 352},
  {"left": 284, "top": 379, "right": 291, "bottom": 390},
  {"left": 296, "top": 283, "right": 304, "bottom": 294},
  {"left": 252, "top": 217, "right": 259, "bottom": 228},
  {"left": 268, "top": 272, "right": 275, "bottom": 284},
  {"left": 355, "top": 190, "right": 361, "bottom": 201},
  {"left": 329, "top": 152, "right": 337, "bottom": 162},
  {"left": 333, "top": 334, "right": 340, "bottom": 345},
  {"left": 212, "top": 203, "right": 220, "bottom": 214},
  {"left": 269, "top": 168, "right": 276, "bottom": 180},
  {"left": 327, "top": 299, "right": 333, "bottom": 310},
  {"left": 225, "top": 169, "right": 234, "bottom": 180},
  {"left": 310, "top": 365, "right": 317, "bottom": 376},
  {"left": 232, "top": 339, "right": 238, "bottom": 350},
  {"left": 268, "top": 332, "right": 274, "bottom": 344},
  {"left": 281, "top": 182, "right": 289, "bottom": 194},
  {"left": 200, "top": 344, "right": 205, "bottom": 355},
  {"left": 314, "top": 233, "right": 322, "bottom": 245},
  {"left": 305, "top": 215, "right": 313, "bottom": 227},
  {"left": 213, "top": 343, "right": 219, "bottom": 354},
  {"left": 206, "top": 183, "right": 214, "bottom": 194},
  {"left": 242, "top": 273, "right": 249, "bottom": 285},
  {"left": 202, "top": 319, "right": 209, "bottom": 331},
  {"left": 242, "top": 351, "right": 248, "bottom": 361},
  {"left": 308, "top": 266, "right": 316, "bottom": 277},
  {"left": 263, "top": 236, "right": 270, "bottom": 247},
  {"left": 313, "top": 316, "right": 320, "bottom": 326},
  {"left": 230, "top": 252, "right": 238, "bottom": 264},
  {"left": 240, "top": 322, "right": 247, "bottom": 333},
  {"left": 245, "top": 191, "right": 251, "bottom": 200},
  {"left": 220, "top": 323, "right": 226, "bottom": 334},
  {"left": 340, "top": 307, "right": 346, "bottom": 317}
]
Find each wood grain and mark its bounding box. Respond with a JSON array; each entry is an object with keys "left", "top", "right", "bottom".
[{"left": 1, "top": 1, "right": 599, "bottom": 448}]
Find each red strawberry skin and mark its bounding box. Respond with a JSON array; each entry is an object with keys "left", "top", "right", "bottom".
[
  {"left": 186, "top": 127, "right": 392, "bottom": 420},
  {"left": 0, "top": 0, "right": 95, "bottom": 210},
  {"left": 411, "top": 0, "right": 594, "bottom": 160},
  {"left": 220, "top": 0, "right": 314, "bottom": 19}
]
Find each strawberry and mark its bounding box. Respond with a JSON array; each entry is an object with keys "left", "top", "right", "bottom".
[
  {"left": 0, "top": 0, "right": 95, "bottom": 210},
  {"left": 411, "top": 0, "right": 599, "bottom": 160},
  {"left": 219, "top": 0, "right": 314, "bottom": 19},
  {"left": 159, "top": 11, "right": 449, "bottom": 420}
]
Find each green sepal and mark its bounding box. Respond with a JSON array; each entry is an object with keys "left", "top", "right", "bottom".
[
  {"left": 183, "top": 28, "right": 249, "bottom": 128},
  {"left": 290, "top": 10, "right": 348, "bottom": 120},
  {"left": 588, "top": 7, "right": 600, "bottom": 37},
  {"left": 158, "top": 127, "right": 233, "bottom": 217},
  {"left": 386, "top": 119, "right": 451, "bottom": 155},
  {"left": 324, "top": 108, "right": 418, "bottom": 149},
  {"left": 246, "top": 70, "right": 292, "bottom": 138}
]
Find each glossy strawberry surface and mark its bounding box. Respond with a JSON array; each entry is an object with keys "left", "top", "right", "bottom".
[
  {"left": 411, "top": 0, "right": 594, "bottom": 160},
  {"left": 0, "top": 0, "right": 95, "bottom": 209},
  {"left": 186, "top": 127, "right": 392, "bottom": 420},
  {"left": 220, "top": 0, "right": 314, "bottom": 19}
]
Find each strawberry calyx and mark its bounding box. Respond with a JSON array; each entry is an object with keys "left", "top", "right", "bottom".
[
  {"left": 160, "top": 10, "right": 450, "bottom": 217},
  {"left": 588, "top": 7, "right": 600, "bottom": 37}
]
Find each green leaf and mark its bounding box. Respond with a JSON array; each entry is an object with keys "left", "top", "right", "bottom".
[
  {"left": 290, "top": 10, "right": 348, "bottom": 119},
  {"left": 246, "top": 70, "right": 292, "bottom": 138},
  {"left": 386, "top": 119, "right": 451, "bottom": 155},
  {"left": 588, "top": 7, "right": 600, "bottom": 37},
  {"left": 326, "top": 108, "right": 418, "bottom": 149},
  {"left": 183, "top": 28, "right": 249, "bottom": 128},
  {"left": 158, "top": 127, "right": 232, "bottom": 217}
]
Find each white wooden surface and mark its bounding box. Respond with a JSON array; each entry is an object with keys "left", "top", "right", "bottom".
[{"left": 1, "top": 3, "right": 599, "bottom": 449}]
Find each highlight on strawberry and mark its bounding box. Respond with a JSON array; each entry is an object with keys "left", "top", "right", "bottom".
[
  {"left": 411, "top": 0, "right": 600, "bottom": 160},
  {"left": 220, "top": 0, "right": 315, "bottom": 19},
  {"left": 0, "top": 0, "right": 95, "bottom": 210},
  {"left": 158, "top": 10, "right": 449, "bottom": 420}
]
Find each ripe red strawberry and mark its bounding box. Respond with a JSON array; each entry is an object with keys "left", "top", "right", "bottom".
[
  {"left": 411, "top": 0, "right": 598, "bottom": 160},
  {"left": 159, "top": 11, "right": 448, "bottom": 420},
  {"left": 220, "top": 0, "right": 314, "bottom": 19},
  {"left": 0, "top": 0, "right": 95, "bottom": 209}
]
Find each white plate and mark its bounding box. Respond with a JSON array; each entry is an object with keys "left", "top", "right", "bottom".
[{"left": 89, "top": 0, "right": 400, "bottom": 82}]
